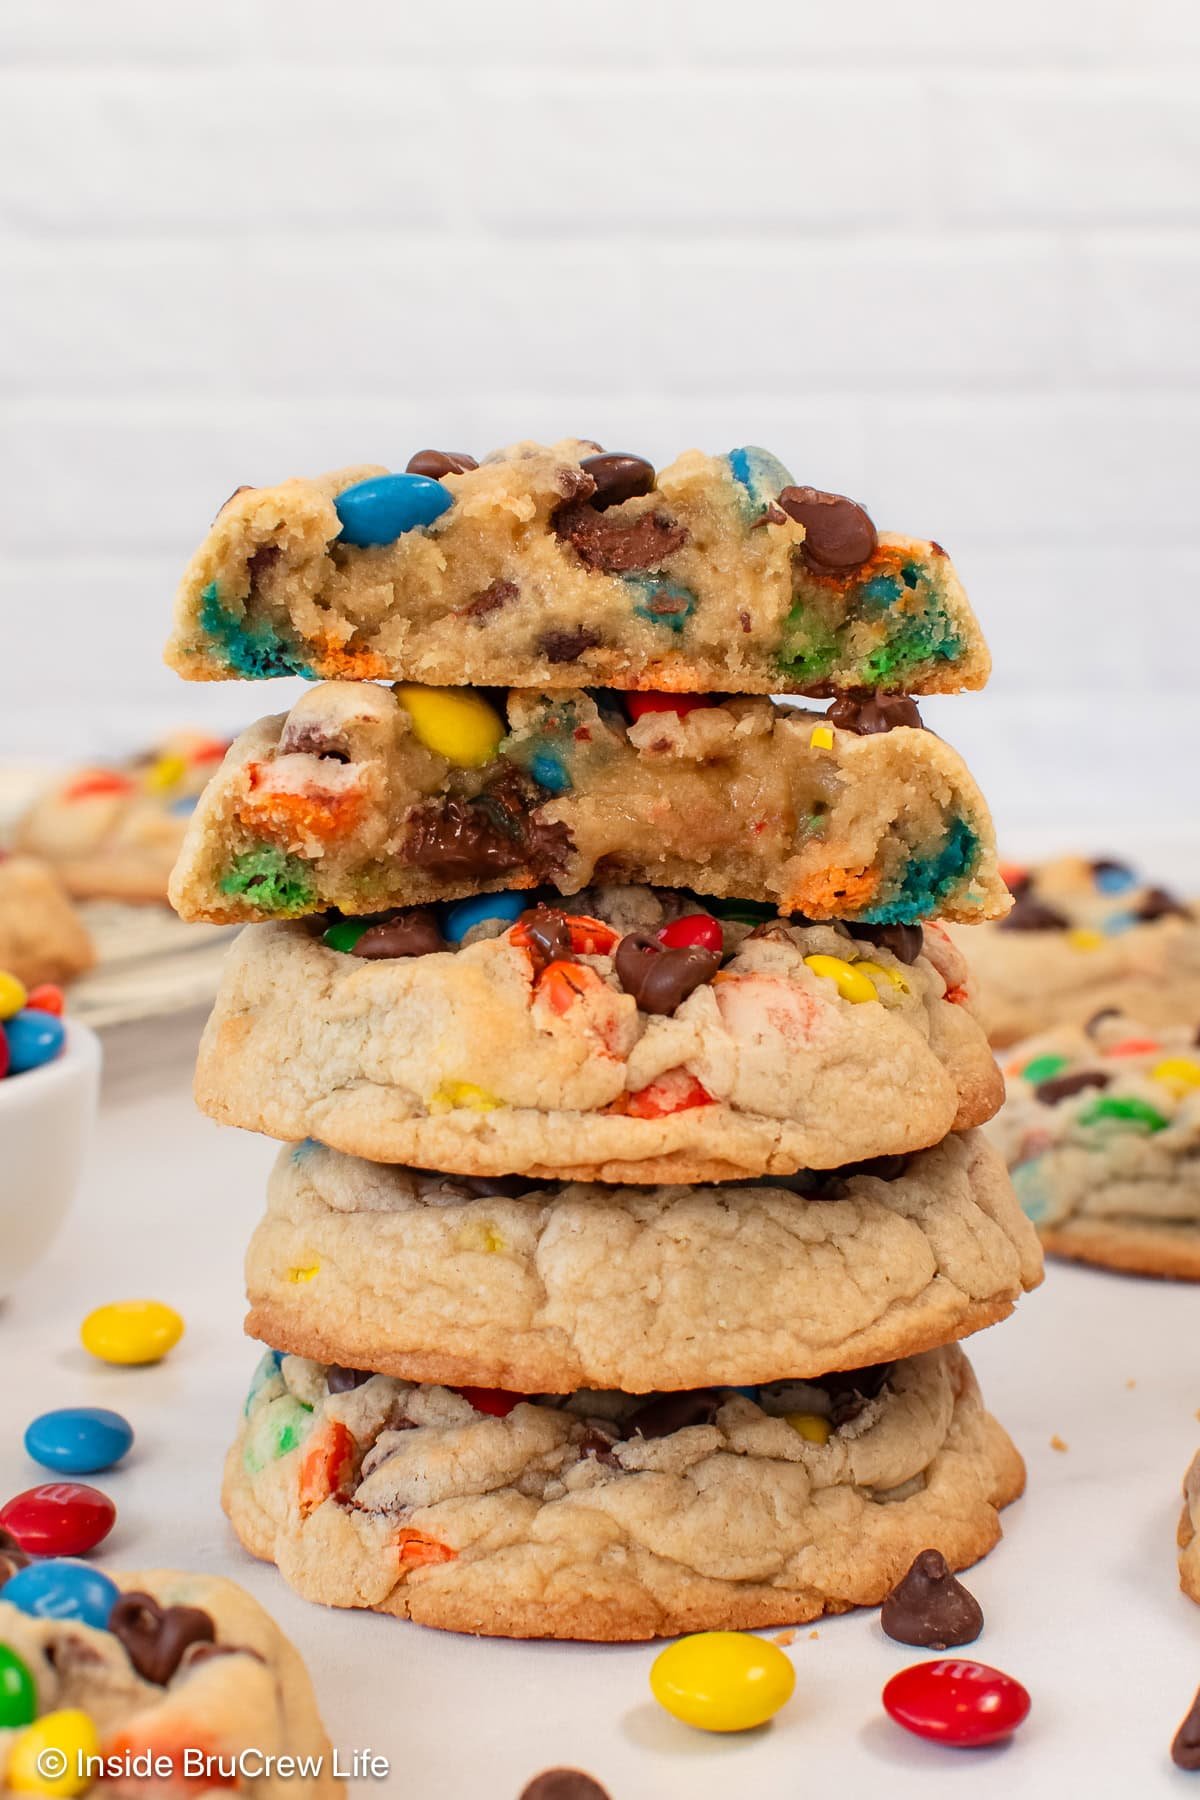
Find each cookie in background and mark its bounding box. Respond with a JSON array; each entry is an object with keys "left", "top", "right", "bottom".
[{"left": 0, "top": 854, "right": 94, "bottom": 989}]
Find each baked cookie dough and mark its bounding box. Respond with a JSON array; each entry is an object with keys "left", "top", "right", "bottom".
[
  {"left": 950, "top": 854, "right": 1199, "bottom": 1047},
  {"left": 168, "top": 683, "right": 1005, "bottom": 928},
  {"left": 0, "top": 1567, "right": 338, "bottom": 1793},
  {"left": 16, "top": 731, "right": 230, "bottom": 904},
  {"left": 166, "top": 442, "right": 989, "bottom": 697},
  {"left": 246, "top": 1132, "right": 1041, "bottom": 1391},
  {"left": 1179, "top": 1451, "right": 1200, "bottom": 1603},
  {"left": 989, "top": 1015, "right": 1200, "bottom": 1278},
  {"left": 194, "top": 891, "right": 1003, "bottom": 1180},
  {"left": 223, "top": 1343, "right": 1022, "bottom": 1642},
  {"left": 0, "top": 855, "right": 94, "bottom": 987}
]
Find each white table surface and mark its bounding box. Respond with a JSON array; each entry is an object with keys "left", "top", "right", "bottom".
[{"left": 3, "top": 1006, "right": 1200, "bottom": 1800}]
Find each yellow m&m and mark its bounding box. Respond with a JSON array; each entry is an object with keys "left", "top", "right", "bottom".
[
  {"left": 786, "top": 1412, "right": 832, "bottom": 1444},
  {"left": 7, "top": 1708, "right": 100, "bottom": 1795},
  {"left": 803, "top": 954, "right": 878, "bottom": 1004},
  {"left": 0, "top": 970, "right": 27, "bottom": 1020},
  {"left": 395, "top": 685, "right": 505, "bottom": 768},
  {"left": 650, "top": 1631, "right": 796, "bottom": 1732},
  {"left": 1153, "top": 1057, "right": 1200, "bottom": 1094},
  {"left": 81, "top": 1300, "right": 184, "bottom": 1366}
]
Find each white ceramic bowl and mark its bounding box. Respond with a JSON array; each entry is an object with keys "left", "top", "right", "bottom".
[{"left": 0, "top": 1019, "right": 101, "bottom": 1298}]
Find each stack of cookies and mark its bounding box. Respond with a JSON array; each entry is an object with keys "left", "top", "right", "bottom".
[{"left": 165, "top": 440, "right": 1041, "bottom": 1641}]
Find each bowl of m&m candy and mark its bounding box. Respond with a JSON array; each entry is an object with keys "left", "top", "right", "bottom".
[{"left": 0, "top": 972, "right": 101, "bottom": 1298}]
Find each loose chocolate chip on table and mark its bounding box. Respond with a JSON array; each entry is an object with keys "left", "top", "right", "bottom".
[
  {"left": 405, "top": 449, "right": 478, "bottom": 479},
  {"left": 880, "top": 1549, "right": 984, "bottom": 1650},
  {"left": 614, "top": 931, "right": 720, "bottom": 1014},
  {"left": 278, "top": 722, "right": 352, "bottom": 762},
  {"left": 777, "top": 486, "right": 878, "bottom": 574},
  {"left": 353, "top": 908, "right": 446, "bottom": 958},
  {"left": 827, "top": 692, "right": 924, "bottom": 736},
  {"left": 554, "top": 503, "right": 689, "bottom": 574},
  {"left": 627, "top": 1390, "right": 721, "bottom": 1439},
  {"left": 539, "top": 626, "right": 602, "bottom": 664},
  {"left": 578, "top": 451, "right": 655, "bottom": 511},
  {"left": 998, "top": 891, "right": 1071, "bottom": 932},
  {"left": 845, "top": 920, "right": 924, "bottom": 966},
  {"left": 108, "top": 1592, "right": 216, "bottom": 1685},
  {"left": 1137, "top": 886, "right": 1193, "bottom": 923},
  {"left": 0, "top": 1525, "right": 30, "bottom": 1584},
  {"left": 1035, "top": 1069, "right": 1110, "bottom": 1106},
  {"left": 518, "top": 906, "right": 575, "bottom": 970},
  {"left": 519, "top": 1772, "right": 612, "bottom": 1800},
  {"left": 326, "top": 1366, "right": 372, "bottom": 1393}
]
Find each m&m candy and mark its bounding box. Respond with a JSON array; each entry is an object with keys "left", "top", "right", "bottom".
[
  {"left": 0, "top": 1643, "right": 36, "bottom": 1727},
  {"left": 334, "top": 472, "right": 453, "bottom": 547},
  {"left": 24, "top": 983, "right": 65, "bottom": 1016},
  {"left": 395, "top": 685, "right": 505, "bottom": 768},
  {"left": 0, "top": 970, "right": 27, "bottom": 1019},
  {"left": 0, "top": 1483, "right": 115, "bottom": 1557},
  {"left": 626, "top": 692, "right": 715, "bottom": 722},
  {"left": 4, "top": 1007, "right": 66, "bottom": 1074},
  {"left": 81, "top": 1299, "right": 184, "bottom": 1366},
  {"left": 1, "top": 1559, "right": 120, "bottom": 1629},
  {"left": 443, "top": 891, "right": 527, "bottom": 944},
  {"left": 25, "top": 1407, "right": 134, "bottom": 1476},
  {"left": 649, "top": 1631, "right": 796, "bottom": 1732},
  {"left": 882, "top": 1658, "right": 1031, "bottom": 1747},
  {"left": 658, "top": 914, "right": 724, "bottom": 955},
  {"left": 6, "top": 1707, "right": 100, "bottom": 1795}
]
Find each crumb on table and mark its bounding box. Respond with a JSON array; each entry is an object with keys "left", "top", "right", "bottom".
[{"left": 1050, "top": 1434, "right": 1069, "bottom": 1453}]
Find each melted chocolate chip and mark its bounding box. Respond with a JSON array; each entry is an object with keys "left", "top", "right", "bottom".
[
  {"left": 554, "top": 503, "right": 689, "bottom": 573},
  {"left": 578, "top": 452, "right": 655, "bottom": 511},
  {"left": 108, "top": 1592, "right": 216, "bottom": 1686},
  {"left": 277, "top": 722, "right": 352, "bottom": 762},
  {"left": 353, "top": 908, "right": 445, "bottom": 958},
  {"left": 627, "top": 1390, "right": 721, "bottom": 1439},
  {"left": 405, "top": 449, "right": 478, "bottom": 479},
  {"left": 539, "top": 626, "right": 602, "bottom": 663},
  {"left": 1174, "top": 1688, "right": 1200, "bottom": 1771},
  {"left": 845, "top": 920, "right": 924, "bottom": 965},
  {"left": 577, "top": 1424, "right": 623, "bottom": 1468},
  {"left": 827, "top": 692, "right": 924, "bottom": 735},
  {"left": 880, "top": 1549, "right": 983, "bottom": 1650},
  {"left": 998, "top": 891, "right": 1071, "bottom": 932},
  {"left": 518, "top": 906, "right": 575, "bottom": 971},
  {"left": 778, "top": 487, "right": 878, "bottom": 574},
  {"left": 0, "top": 1526, "right": 30, "bottom": 1585},
  {"left": 1137, "top": 886, "right": 1193, "bottom": 923},
  {"left": 326, "top": 1365, "right": 372, "bottom": 1393},
  {"left": 1035, "top": 1069, "right": 1110, "bottom": 1106},
  {"left": 614, "top": 931, "right": 720, "bottom": 1014},
  {"left": 406, "top": 770, "right": 572, "bottom": 883},
  {"left": 460, "top": 579, "right": 518, "bottom": 621},
  {"left": 519, "top": 1773, "right": 612, "bottom": 1800}
]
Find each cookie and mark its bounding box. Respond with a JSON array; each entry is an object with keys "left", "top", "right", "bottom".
[
  {"left": 988, "top": 1015, "right": 1200, "bottom": 1278},
  {"left": 0, "top": 1567, "right": 338, "bottom": 1792},
  {"left": 223, "top": 1343, "right": 1022, "bottom": 1641},
  {"left": 194, "top": 894, "right": 1002, "bottom": 1179},
  {"left": 16, "top": 731, "right": 230, "bottom": 904},
  {"left": 167, "top": 684, "right": 1006, "bottom": 928},
  {"left": 245, "top": 1131, "right": 1041, "bottom": 1391},
  {"left": 1179, "top": 1451, "right": 1200, "bottom": 1603},
  {"left": 950, "top": 854, "right": 1200, "bottom": 1047},
  {"left": 165, "top": 443, "right": 989, "bottom": 697},
  {"left": 0, "top": 855, "right": 94, "bottom": 988}
]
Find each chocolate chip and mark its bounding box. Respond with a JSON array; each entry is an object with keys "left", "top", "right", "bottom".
[
  {"left": 460, "top": 579, "right": 518, "bottom": 621},
  {"left": 778, "top": 486, "right": 878, "bottom": 574},
  {"left": 816, "top": 1361, "right": 894, "bottom": 1425},
  {"left": 326, "top": 1365, "right": 372, "bottom": 1393},
  {"left": 845, "top": 1153, "right": 910, "bottom": 1182},
  {"left": 827, "top": 692, "right": 924, "bottom": 735},
  {"left": 182, "top": 1640, "right": 265, "bottom": 1671},
  {"left": 998, "top": 891, "right": 1071, "bottom": 932},
  {"left": 406, "top": 799, "right": 526, "bottom": 878},
  {"left": 517, "top": 906, "right": 575, "bottom": 971},
  {"left": 1173, "top": 1687, "right": 1200, "bottom": 1770},
  {"left": 578, "top": 452, "right": 655, "bottom": 511},
  {"left": 845, "top": 921, "right": 924, "bottom": 965},
  {"left": 1137, "top": 886, "right": 1193, "bottom": 923},
  {"left": 519, "top": 1772, "right": 611, "bottom": 1800},
  {"left": 214, "top": 484, "right": 255, "bottom": 522},
  {"left": 555, "top": 504, "right": 688, "bottom": 574},
  {"left": 539, "top": 627, "right": 602, "bottom": 664},
  {"left": 627, "top": 1390, "right": 721, "bottom": 1439},
  {"left": 614, "top": 931, "right": 720, "bottom": 1014},
  {"left": 108, "top": 1592, "right": 216, "bottom": 1686},
  {"left": 577, "top": 1425, "right": 622, "bottom": 1468},
  {"left": 0, "top": 1526, "right": 30, "bottom": 1586},
  {"left": 405, "top": 450, "right": 478, "bottom": 479},
  {"left": 457, "top": 1174, "right": 554, "bottom": 1198},
  {"left": 880, "top": 1549, "right": 983, "bottom": 1650},
  {"left": 1035, "top": 1069, "right": 1110, "bottom": 1106},
  {"left": 278, "top": 722, "right": 352, "bottom": 762},
  {"left": 353, "top": 908, "right": 445, "bottom": 958},
  {"left": 1086, "top": 1007, "right": 1122, "bottom": 1036},
  {"left": 246, "top": 544, "right": 282, "bottom": 589}
]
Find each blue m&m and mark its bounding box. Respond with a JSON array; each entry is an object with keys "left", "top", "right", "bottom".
[
  {"left": 4, "top": 1008, "right": 66, "bottom": 1075},
  {"left": 1, "top": 1560, "right": 119, "bottom": 1630},
  {"left": 443, "top": 891, "right": 527, "bottom": 945},
  {"left": 334, "top": 473, "right": 453, "bottom": 547},
  {"left": 24, "top": 1408, "right": 134, "bottom": 1476}
]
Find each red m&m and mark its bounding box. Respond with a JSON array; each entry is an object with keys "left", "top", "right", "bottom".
[
  {"left": 658, "top": 915, "right": 724, "bottom": 955},
  {"left": 626, "top": 693, "right": 715, "bottom": 722},
  {"left": 883, "top": 1658, "right": 1031, "bottom": 1748},
  {"left": 452, "top": 1388, "right": 524, "bottom": 1418},
  {"left": 0, "top": 1483, "right": 116, "bottom": 1557}
]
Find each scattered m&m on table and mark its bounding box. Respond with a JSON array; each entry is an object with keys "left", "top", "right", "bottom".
[
  {"left": 81, "top": 1299, "right": 184, "bottom": 1366},
  {"left": 882, "top": 1658, "right": 1031, "bottom": 1748},
  {"left": 650, "top": 1631, "right": 796, "bottom": 1732},
  {"left": 25, "top": 1407, "right": 134, "bottom": 1475},
  {"left": 0, "top": 1483, "right": 115, "bottom": 1557}
]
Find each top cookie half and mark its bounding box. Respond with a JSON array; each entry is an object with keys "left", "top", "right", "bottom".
[{"left": 164, "top": 442, "right": 990, "bottom": 697}]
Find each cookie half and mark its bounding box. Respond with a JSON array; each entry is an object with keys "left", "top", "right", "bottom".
[
  {"left": 950, "top": 854, "right": 1199, "bottom": 1047},
  {"left": 989, "top": 1015, "right": 1200, "bottom": 1278},
  {"left": 0, "top": 1568, "right": 338, "bottom": 1792},
  {"left": 246, "top": 1132, "right": 1041, "bottom": 1391},
  {"left": 194, "top": 896, "right": 1002, "bottom": 1179},
  {"left": 223, "top": 1344, "right": 1023, "bottom": 1642},
  {"left": 166, "top": 442, "right": 989, "bottom": 697}
]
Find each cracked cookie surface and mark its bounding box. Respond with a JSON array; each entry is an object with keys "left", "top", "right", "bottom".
[
  {"left": 166, "top": 442, "right": 989, "bottom": 696},
  {"left": 223, "top": 1344, "right": 1022, "bottom": 1641}
]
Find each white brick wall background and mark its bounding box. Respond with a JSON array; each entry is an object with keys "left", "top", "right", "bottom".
[{"left": 2, "top": 0, "right": 1198, "bottom": 855}]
